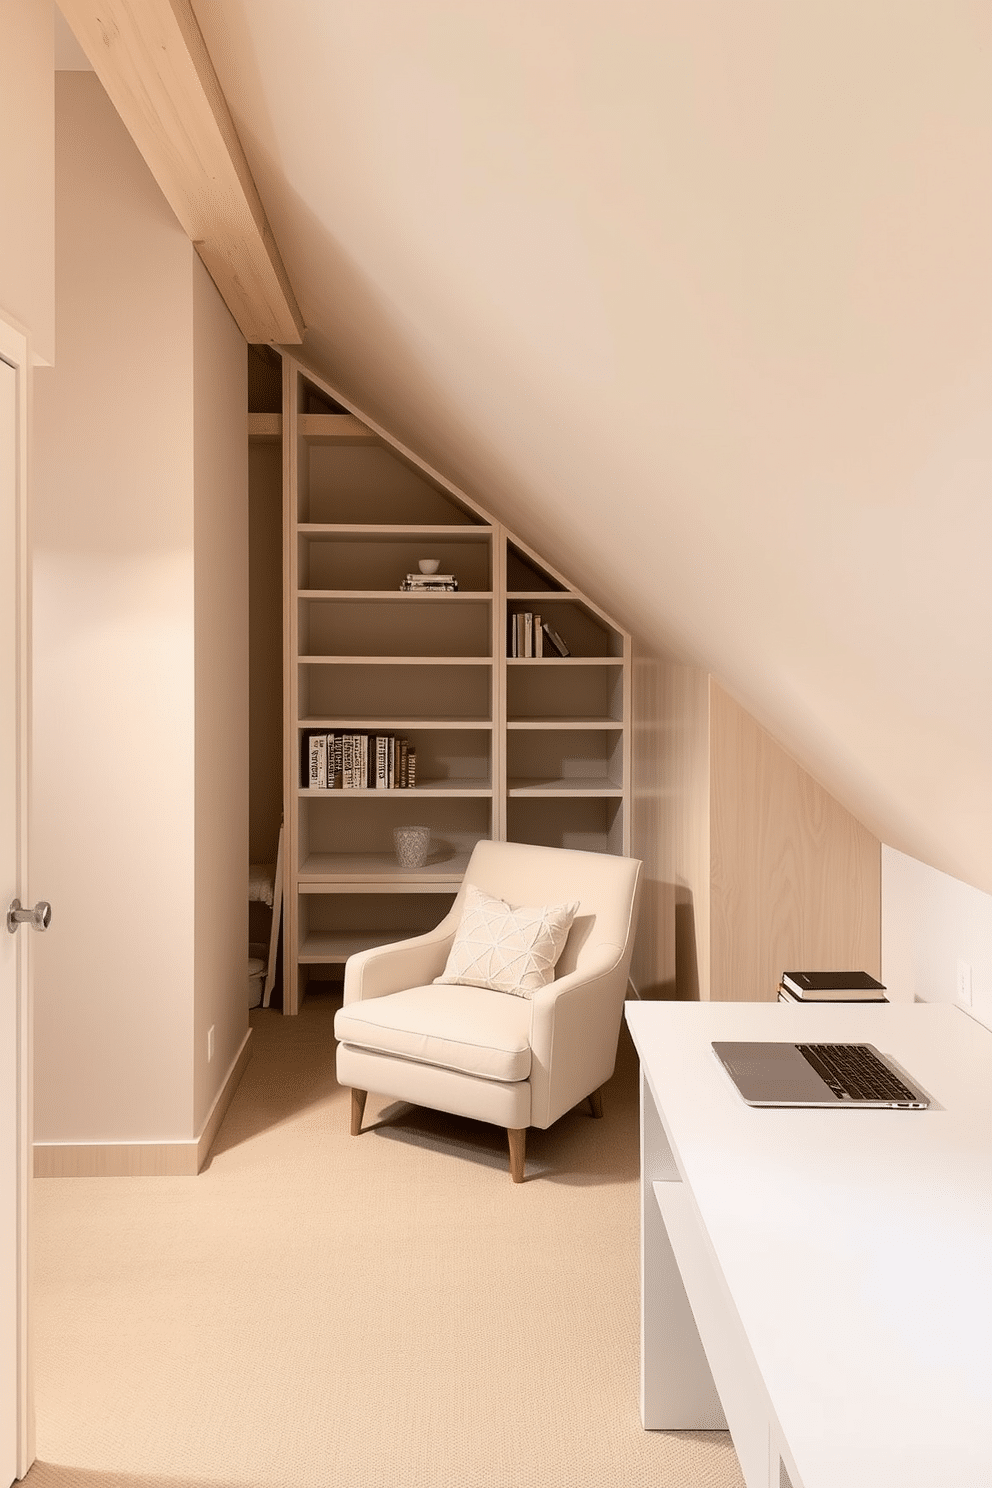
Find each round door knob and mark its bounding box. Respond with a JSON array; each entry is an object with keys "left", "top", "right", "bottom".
[{"left": 6, "top": 899, "right": 52, "bottom": 934}]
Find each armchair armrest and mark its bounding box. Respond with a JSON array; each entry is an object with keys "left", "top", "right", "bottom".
[
  {"left": 527, "top": 944, "right": 630, "bottom": 1127},
  {"left": 343, "top": 918, "right": 458, "bottom": 1004}
]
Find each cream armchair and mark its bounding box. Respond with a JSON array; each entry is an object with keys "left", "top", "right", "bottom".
[{"left": 334, "top": 840, "right": 642, "bottom": 1182}]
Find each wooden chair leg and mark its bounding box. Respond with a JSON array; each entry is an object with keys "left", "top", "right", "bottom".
[
  {"left": 587, "top": 1087, "right": 604, "bottom": 1119},
  {"left": 507, "top": 1127, "right": 526, "bottom": 1183},
  {"left": 350, "top": 1088, "right": 368, "bottom": 1136}
]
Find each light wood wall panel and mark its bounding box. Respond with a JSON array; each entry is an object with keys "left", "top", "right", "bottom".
[
  {"left": 709, "top": 681, "right": 881, "bottom": 1001},
  {"left": 629, "top": 651, "right": 669, "bottom": 996},
  {"left": 630, "top": 647, "right": 710, "bottom": 999}
]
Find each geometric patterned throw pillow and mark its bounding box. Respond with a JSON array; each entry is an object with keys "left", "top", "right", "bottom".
[{"left": 434, "top": 883, "right": 579, "bottom": 997}]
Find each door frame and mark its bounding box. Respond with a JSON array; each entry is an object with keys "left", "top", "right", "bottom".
[{"left": 1, "top": 309, "right": 34, "bottom": 1482}]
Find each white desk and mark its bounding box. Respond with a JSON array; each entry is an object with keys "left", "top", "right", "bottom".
[{"left": 625, "top": 1000, "right": 992, "bottom": 1488}]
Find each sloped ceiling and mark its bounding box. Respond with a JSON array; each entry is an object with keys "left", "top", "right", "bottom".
[{"left": 121, "top": 4, "right": 992, "bottom": 889}]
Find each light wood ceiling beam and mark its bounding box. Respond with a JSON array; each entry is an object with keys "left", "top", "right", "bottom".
[{"left": 58, "top": 0, "right": 305, "bottom": 344}]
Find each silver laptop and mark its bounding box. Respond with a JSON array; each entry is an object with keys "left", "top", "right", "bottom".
[{"left": 712, "top": 1040, "right": 930, "bottom": 1110}]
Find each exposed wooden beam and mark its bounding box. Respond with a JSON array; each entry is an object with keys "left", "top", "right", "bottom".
[{"left": 59, "top": 0, "right": 305, "bottom": 344}]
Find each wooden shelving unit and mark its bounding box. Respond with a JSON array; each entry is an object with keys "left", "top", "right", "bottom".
[{"left": 268, "top": 354, "right": 631, "bottom": 1012}]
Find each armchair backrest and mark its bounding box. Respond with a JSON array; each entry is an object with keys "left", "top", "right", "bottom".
[{"left": 457, "top": 839, "right": 642, "bottom": 978}]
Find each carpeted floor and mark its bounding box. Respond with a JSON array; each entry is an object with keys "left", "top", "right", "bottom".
[{"left": 26, "top": 986, "right": 745, "bottom": 1487}]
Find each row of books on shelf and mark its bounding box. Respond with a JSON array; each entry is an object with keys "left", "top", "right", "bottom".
[
  {"left": 508, "top": 612, "right": 570, "bottom": 658},
  {"left": 303, "top": 731, "right": 417, "bottom": 789}
]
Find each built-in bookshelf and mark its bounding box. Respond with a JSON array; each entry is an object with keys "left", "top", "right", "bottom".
[{"left": 267, "top": 354, "right": 631, "bottom": 1013}]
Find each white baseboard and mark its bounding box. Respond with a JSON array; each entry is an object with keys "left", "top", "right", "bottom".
[
  {"left": 195, "top": 1029, "right": 254, "bottom": 1170},
  {"left": 34, "top": 1031, "right": 252, "bottom": 1178}
]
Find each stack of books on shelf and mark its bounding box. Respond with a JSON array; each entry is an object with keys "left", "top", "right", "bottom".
[
  {"left": 777, "top": 971, "right": 888, "bottom": 1003},
  {"left": 508, "top": 612, "right": 570, "bottom": 658},
  {"left": 303, "top": 731, "right": 417, "bottom": 789},
  {"left": 400, "top": 572, "right": 458, "bottom": 592}
]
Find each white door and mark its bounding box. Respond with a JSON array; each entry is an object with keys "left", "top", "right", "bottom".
[{"left": 0, "top": 322, "right": 33, "bottom": 1484}]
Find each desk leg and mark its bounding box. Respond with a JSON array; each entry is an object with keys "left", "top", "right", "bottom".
[{"left": 640, "top": 1069, "right": 727, "bottom": 1430}]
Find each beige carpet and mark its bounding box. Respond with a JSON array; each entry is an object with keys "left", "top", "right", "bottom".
[{"left": 26, "top": 986, "right": 744, "bottom": 1488}]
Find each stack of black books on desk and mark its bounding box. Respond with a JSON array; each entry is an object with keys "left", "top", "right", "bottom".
[{"left": 778, "top": 971, "right": 888, "bottom": 1004}]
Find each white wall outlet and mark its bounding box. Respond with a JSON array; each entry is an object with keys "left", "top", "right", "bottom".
[
  {"left": 207, "top": 1024, "right": 215, "bottom": 1062},
  {"left": 956, "top": 960, "right": 973, "bottom": 1007}
]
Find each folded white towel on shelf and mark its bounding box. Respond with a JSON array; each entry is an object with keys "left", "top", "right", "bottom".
[{"left": 248, "top": 863, "right": 275, "bottom": 907}]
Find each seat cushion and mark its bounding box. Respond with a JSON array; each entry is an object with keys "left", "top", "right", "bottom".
[{"left": 334, "top": 985, "right": 533, "bottom": 1083}]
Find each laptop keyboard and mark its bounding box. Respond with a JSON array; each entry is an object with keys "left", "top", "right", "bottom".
[{"left": 798, "top": 1043, "right": 919, "bottom": 1103}]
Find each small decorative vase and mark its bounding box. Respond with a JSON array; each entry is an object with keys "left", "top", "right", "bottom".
[{"left": 394, "top": 825, "right": 431, "bottom": 869}]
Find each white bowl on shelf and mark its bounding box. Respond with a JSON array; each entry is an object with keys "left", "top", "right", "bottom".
[{"left": 418, "top": 558, "right": 441, "bottom": 574}]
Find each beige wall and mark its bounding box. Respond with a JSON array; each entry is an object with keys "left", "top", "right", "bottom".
[
  {"left": 32, "top": 73, "right": 247, "bottom": 1149},
  {"left": 196, "top": 2, "right": 992, "bottom": 900},
  {"left": 631, "top": 653, "right": 880, "bottom": 1002},
  {"left": 882, "top": 846, "right": 992, "bottom": 1025},
  {"left": 0, "top": 0, "right": 54, "bottom": 365},
  {"left": 192, "top": 261, "right": 248, "bottom": 1135},
  {"left": 33, "top": 73, "right": 196, "bottom": 1142}
]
